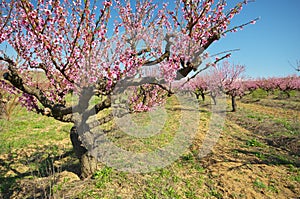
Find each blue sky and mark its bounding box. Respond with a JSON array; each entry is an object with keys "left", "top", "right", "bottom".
[
  {"left": 1, "top": 0, "right": 299, "bottom": 79},
  {"left": 209, "top": 0, "right": 300, "bottom": 78}
]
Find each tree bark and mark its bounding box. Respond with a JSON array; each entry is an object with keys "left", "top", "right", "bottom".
[
  {"left": 211, "top": 94, "right": 217, "bottom": 105},
  {"left": 201, "top": 93, "right": 205, "bottom": 101},
  {"left": 195, "top": 93, "right": 200, "bottom": 100},
  {"left": 231, "top": 95, "right": 237, "bottom": 112},
  {"left": 284, "top": 91, "right": 291, "bottom": 98},
  {"left": 70, "top": 126, "right": 98, "bottom": 179}
]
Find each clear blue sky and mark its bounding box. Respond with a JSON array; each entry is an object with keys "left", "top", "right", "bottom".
[
  {"left": 209, "top": 0, "right": 300, "bottom": 78},
  {"left": 2, "top": 0, "right": 299, "bottom": 79}
]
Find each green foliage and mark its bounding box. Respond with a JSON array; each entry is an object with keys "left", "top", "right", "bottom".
[
  {"left": 251, "top": 89, "right": 268, "bottom": 99},
  {"left": 254, "top": 152, "right": 266, "bottom": 160}
]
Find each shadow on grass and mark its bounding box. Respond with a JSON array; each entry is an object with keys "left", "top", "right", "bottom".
[
  {"left": 0, "top": 148, "right": 79, "bottom": 199},
  {"left": 166, "top": 107, "right": 209, "bottom": 113},
  {"left": 233, "top": 149, "right": 300, "bottom": 168}
]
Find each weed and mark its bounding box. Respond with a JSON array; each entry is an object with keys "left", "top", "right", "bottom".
[
  {"left": 288, "top": 164, "right": 299, "bottom": 172},
  {"left": 253, "top": 178, "right": 266, "bottom": 189},
  {"left": 194, "top": 164, "right": 205, "bottom": 173},
  {"left": 267, "top": 184, "right": 279, "bottom": 193},
  {"left": 275, "top": 119, "right": 299, "bottom": 135},
  {"left": 246, "top": 139, "right": 264, "bottom": 147},
  {"left": 159, "top": 168, "right": 170, "bottom": 178},
  {"left": 162, "top": 186, "right": 180, "bottom": 199},
  {"left": 78, "top": 189, "right": 101, "bottom": 199},
  {"left": 93, "top": 166, "right": 113, "bottom": 188},
  {"left": 290, "top": 174, "right": 300, "bottom": 183},
  {"left": 254, "top": 152, "right": 266, "bottom": 160},
  {"left": 52, "top": 183, "right": 63, "bottom": 193},
  {"left": 209, "top": 189, "right": 223, "bottom": 199},
  {"left": 181, "top": 153, "right": 194, "bottom": 163},
  {"left": 143, "top": 187, "right": 157, "bottom": 199},
  {"left": 184, "top": 187, "right": 197, "bottom": 198},
  {"left": 172, "top": 175, "right": 180, "bottom": 183},
  {"left": 246, "top": 113, "right": 265, "bottom": 122}
]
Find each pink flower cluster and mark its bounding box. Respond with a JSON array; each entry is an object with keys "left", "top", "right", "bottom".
[
  {"left": 18, "top": 93, "right": 38, "bottom": 111},
  {"left": 0, "top": 0, "right": 254, "bottom": 112},
  {"left": 129, "top": 84, "right": 167, "bottom": 112}
]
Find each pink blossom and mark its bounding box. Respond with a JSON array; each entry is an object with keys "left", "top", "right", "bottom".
[
  {"left": 0, "top": 0, "right": 254, "bottom": 113},
  {"left": 44, "top": 9, "right": 51, "bottom": 16}
]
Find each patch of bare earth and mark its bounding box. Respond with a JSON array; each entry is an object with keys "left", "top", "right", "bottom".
[
  {"left": 241, "top": 97, "right": 300, "bottom": 112},
  {"left": 229, "top": 101, "right": 300, "bottom": 157},
  {"left": 200, "top": 121, "right": 299, "bottom": 198}
]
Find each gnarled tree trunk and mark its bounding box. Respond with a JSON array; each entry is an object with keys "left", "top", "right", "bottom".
[
  {"left": 70, "top": 126, "right": 98, "bottom": 178},
  {"left": 201, "top": 93, "right": 205, "bottom": 101}
]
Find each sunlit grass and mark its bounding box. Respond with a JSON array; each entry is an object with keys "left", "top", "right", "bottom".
[{"left": 0, "top": 105, "right": 72, "bottom": 154}]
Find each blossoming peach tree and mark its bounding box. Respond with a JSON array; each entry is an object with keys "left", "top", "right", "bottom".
[{"left": 0, "top": 0, "right": 257, "bottom": 178}]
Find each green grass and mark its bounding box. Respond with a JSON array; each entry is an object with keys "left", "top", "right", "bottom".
[
  {"left": 93, "top": 166, "right": 113, "bottom": 188},
  {"left": 290, "top": 174, "right": 300, "bottom": 183},
  {"left": 253, "top": 178, "right": 267, "bottom": 189},
  {"left": 1, "top": 92, "right": 300, "bottom": 198},
  {"left": 0, "top": 106, "right": 72, "bottom": 154},
  {"left": 274, "top": 118, "right": 300, "bottom": 135},
  {"left": 209, "top": 189, "right": 223, "bottom": 199},
  {"left": 246, "top": 139, "right": 265, "bottom": 147}
]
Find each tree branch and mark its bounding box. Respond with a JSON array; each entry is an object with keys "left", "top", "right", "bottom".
[
  {"left": 1, "top": 55, "right": 54, "bottom": 108},
  {"left": 143, "top": 33, "right": 174, "bottom": 66}
]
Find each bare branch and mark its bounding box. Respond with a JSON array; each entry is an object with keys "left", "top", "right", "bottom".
[{"left": 223, "top": 17, "right": 260, "bottom": 34}]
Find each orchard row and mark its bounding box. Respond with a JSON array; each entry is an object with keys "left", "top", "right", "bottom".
[
  {"left": 186, "top": 62, "right": 300, "bottom": 111},
  {"left": 130, "top": 61, "right": 299, "bottom": 112}
]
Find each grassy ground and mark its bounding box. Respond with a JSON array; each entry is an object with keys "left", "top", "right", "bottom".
[{"left": 0, "top": 90, "right": 299, "bottom": 198}]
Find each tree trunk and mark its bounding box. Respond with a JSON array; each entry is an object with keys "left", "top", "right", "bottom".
[
  {"left": 195, "top": 93, "right": 200, "bottom": 100},
  {"left": 211, "top": 94, "right": 217, "bottom": 105},
  {"left": 285, "top": 91, "right": 291, "bottom": 98},
  {"left": 231, "top": 95, "right": 237, "bottom": 112},
  {"left": 70, "top": 126, "right": 98, "bottom": 179},
  {"left": 201, "top": 93, "right": 205, "bottom": 101}
]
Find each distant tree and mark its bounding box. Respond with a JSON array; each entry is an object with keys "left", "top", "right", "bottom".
[
  {"left": 242, "top": 79, "right": 260, "bottom": 95},
  {"left": 276, "top": 76, "right": 300, "bottom": 98},
  {"left": 189, "top": 76, "right": 209, "bottom": 101},
  {"left": 256, "top": 77, "right": 278, "bottom": 94},
  {"left": 208, "top": 61, "right": 245, "bottom": 111},
  {"left": 289, "top": 60, "right": 300, "bottom": 72},
  {"left": 242, "top": 76, "right": 300, "bottom": 98}
]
